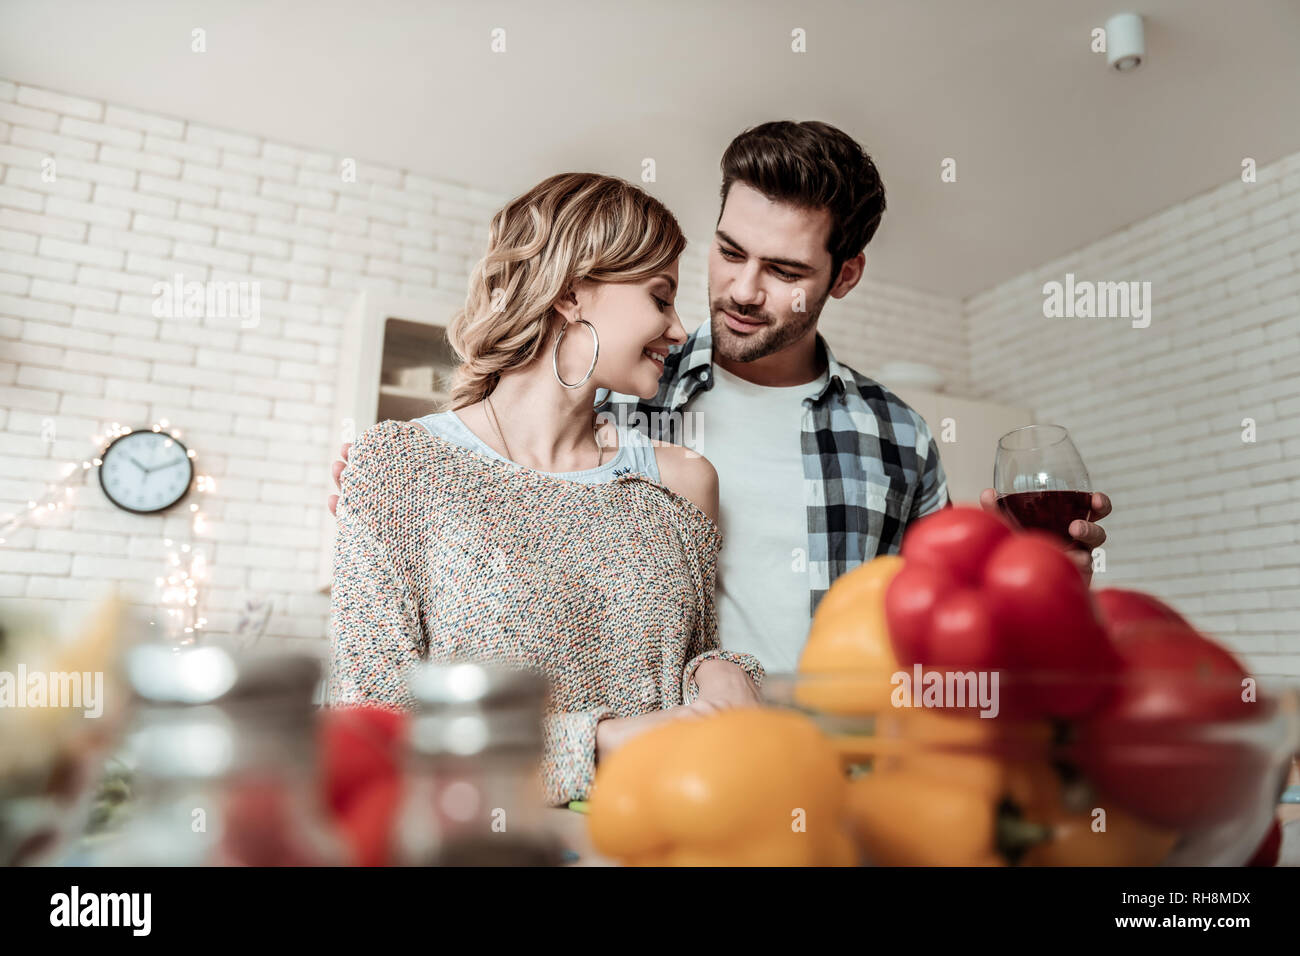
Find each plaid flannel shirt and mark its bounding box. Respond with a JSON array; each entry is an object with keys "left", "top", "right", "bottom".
[{"left": 598, "top": 320, "right": 950, "bottom": 616}]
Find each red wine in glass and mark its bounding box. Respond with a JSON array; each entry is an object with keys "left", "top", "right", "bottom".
[
  {"left": 997, "top": 490, "right": 1092, "bottom": 546},
  {"left": 994, "top": 425, "right": 1093, "bottom": 548}
]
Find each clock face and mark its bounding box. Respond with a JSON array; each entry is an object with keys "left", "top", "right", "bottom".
[{"left": 98, "top": 430, "right": 195, "bottom": 514}]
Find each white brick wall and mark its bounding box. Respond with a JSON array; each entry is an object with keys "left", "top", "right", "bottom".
[
  {"left": 967, "top": 151, "right": 1300, "bottom": 679},
  {"left": 0, "top": 78, "right": 511, "bottom": 641}
]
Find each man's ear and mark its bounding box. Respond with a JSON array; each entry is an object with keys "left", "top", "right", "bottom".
[{"left": 829, "top": 252, "right": 866, "bottom": 299}]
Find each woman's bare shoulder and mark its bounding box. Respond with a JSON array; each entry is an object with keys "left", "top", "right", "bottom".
[{"left": 650, "top": 440, "right": 718, "bottom": 526}]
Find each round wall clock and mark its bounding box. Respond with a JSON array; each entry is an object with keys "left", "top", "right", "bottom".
[{"left": 98, "top": 429, "right": 195, "bottom": 514}]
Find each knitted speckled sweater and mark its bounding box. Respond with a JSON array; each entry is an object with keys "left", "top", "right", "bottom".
[{"left": 325, "top": 418, "right": 764, "bottom": 804}]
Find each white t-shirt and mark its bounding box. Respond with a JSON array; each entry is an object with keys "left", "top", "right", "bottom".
[{"left": 687, "top": 360, "right": 829, "bottom": 675}]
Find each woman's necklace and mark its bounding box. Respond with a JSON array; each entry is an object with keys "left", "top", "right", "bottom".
[{"left": 485, "top": 394, "right": 604, "bottom": 469}]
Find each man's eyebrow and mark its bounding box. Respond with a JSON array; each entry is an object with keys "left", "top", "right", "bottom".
[
  {"left": 652, "top": 273, "right": 677, "bottom": 294},
  {"left": 714, "top": 231, "right": 814, "bottom": 271}
]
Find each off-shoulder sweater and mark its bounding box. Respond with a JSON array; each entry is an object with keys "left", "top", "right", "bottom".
[{"left": 324, "top": 418, "right": 764, "bottom": 804}]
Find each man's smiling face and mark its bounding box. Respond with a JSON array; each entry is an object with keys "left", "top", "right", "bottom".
[{"left": 708, "top": 181, "right": 837, "bottom": 364}]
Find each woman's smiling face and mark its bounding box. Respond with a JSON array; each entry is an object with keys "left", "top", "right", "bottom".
[{"left": 564, "top": 263, "right": 687, "bottom": 399}]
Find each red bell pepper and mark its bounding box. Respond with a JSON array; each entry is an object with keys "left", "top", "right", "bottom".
[
  {"left": 981, "top": 533, "right": 1120, "bottom": 718},
  {"left": 1093, "top": 587, "right": 1193, "bottom": 633},
  {"left": 885, "top": 507, "right": 1118, "bottom": 719},
  {"left": 1069, "top": 620, "right": 1271, "bottom": 829}
]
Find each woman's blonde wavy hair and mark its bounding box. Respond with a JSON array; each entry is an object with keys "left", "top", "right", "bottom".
[{"left": 444, "top": 172, "right": 687, "bottom": 410}]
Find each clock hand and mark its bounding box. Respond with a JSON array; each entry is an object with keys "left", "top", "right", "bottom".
[{"left": 128, "top": 456, "right": 151, "bottom": 474}]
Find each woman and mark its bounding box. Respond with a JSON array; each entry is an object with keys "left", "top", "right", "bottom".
[{"left": 325, "top": 173, "right": 763, "bottom": 805}]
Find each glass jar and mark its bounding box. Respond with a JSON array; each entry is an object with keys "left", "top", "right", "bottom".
[
  {"left": 392, "top": 663, "right": 563, "bottom": 866},
  {"left": 89, "top": 642, "right": 344, "bottom": 866}
]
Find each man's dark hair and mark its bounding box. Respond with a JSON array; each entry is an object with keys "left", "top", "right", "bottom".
[{"left": 719, "top": 120, "right": 886, "bottom": 281}]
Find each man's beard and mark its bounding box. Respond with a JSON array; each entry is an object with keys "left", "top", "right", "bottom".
[{"left": 709, "top": 287, "right": 829, "bottom": 364}]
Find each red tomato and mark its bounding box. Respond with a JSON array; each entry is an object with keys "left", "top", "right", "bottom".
[
  {"left": 884, "top": 561, "right": 957, "bottom": 665},
  {"left": 981, "top": 532, "right": 1119, "bottom": 718},
  {"left": 320, "top": 705, "right": 406, "bottom": 819},
  {"left": 900, "top": 506, "right": 1011, "bottom": 587},
  {"left": 1094, "top": 588, "right": 1193, "bottom": 633},
  {"left": 1070, "top": 621, "right": 1270, "bottom": 828}
]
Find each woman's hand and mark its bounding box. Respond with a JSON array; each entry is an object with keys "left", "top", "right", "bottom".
[
  {"left": 595, "top": 706, "right": 698, "bottom": 761},
  {"left": 691, "top": 659, "right": 761, "bottom": 710},
  {"left": 594, "top": 667, "right": 759, "bottom": 763}
]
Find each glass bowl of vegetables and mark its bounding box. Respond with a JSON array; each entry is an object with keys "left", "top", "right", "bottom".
[{"left": 759, "top": 666, "right": 1298, "bottom": 866}]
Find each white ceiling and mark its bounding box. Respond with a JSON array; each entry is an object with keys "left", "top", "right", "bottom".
[{"left": 2, "top": 0, "right": 1298, "bottom": 299}]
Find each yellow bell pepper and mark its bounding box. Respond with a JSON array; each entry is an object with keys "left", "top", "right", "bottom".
[
  {"left": 797, "top": 555, "right": 905, "bottom": 716},
  {"left": 845, "top": 740, "right": 1057, "bottom": 865},
  {"left": 1002, "top": 756, "right": 1181, "bottom": 866},
  {"left": 845, "top": 768, "right": 1013, "bottom": 866},
  {"left": 587, "top": 709, "right": 856, "bottom": 866},
  {"left": 844, "top": 735, "right": 1181, "bottom": 866}
]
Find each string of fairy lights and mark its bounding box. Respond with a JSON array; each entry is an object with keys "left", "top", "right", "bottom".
[{"left": 0, "top": 419, "right": 215, "bottom": 639}]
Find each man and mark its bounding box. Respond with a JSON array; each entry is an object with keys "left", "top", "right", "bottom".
[
  {"left": 595, "top": 121, "right": 1108, "bottom": 674},
  {"left": 330, "top": 120, "right": 1110, "bottom": 677}
]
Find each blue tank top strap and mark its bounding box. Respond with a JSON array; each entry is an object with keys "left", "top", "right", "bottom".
[
  {"left": 614, "top": 424, "right": 661, "bottom": 484},
  {"left": 411, "top": 410, "right": 659, "bottom": 485}
]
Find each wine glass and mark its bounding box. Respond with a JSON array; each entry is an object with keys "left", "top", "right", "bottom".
[{"left": 993, "top": 424, "right": 1092, "bottom": 548}]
